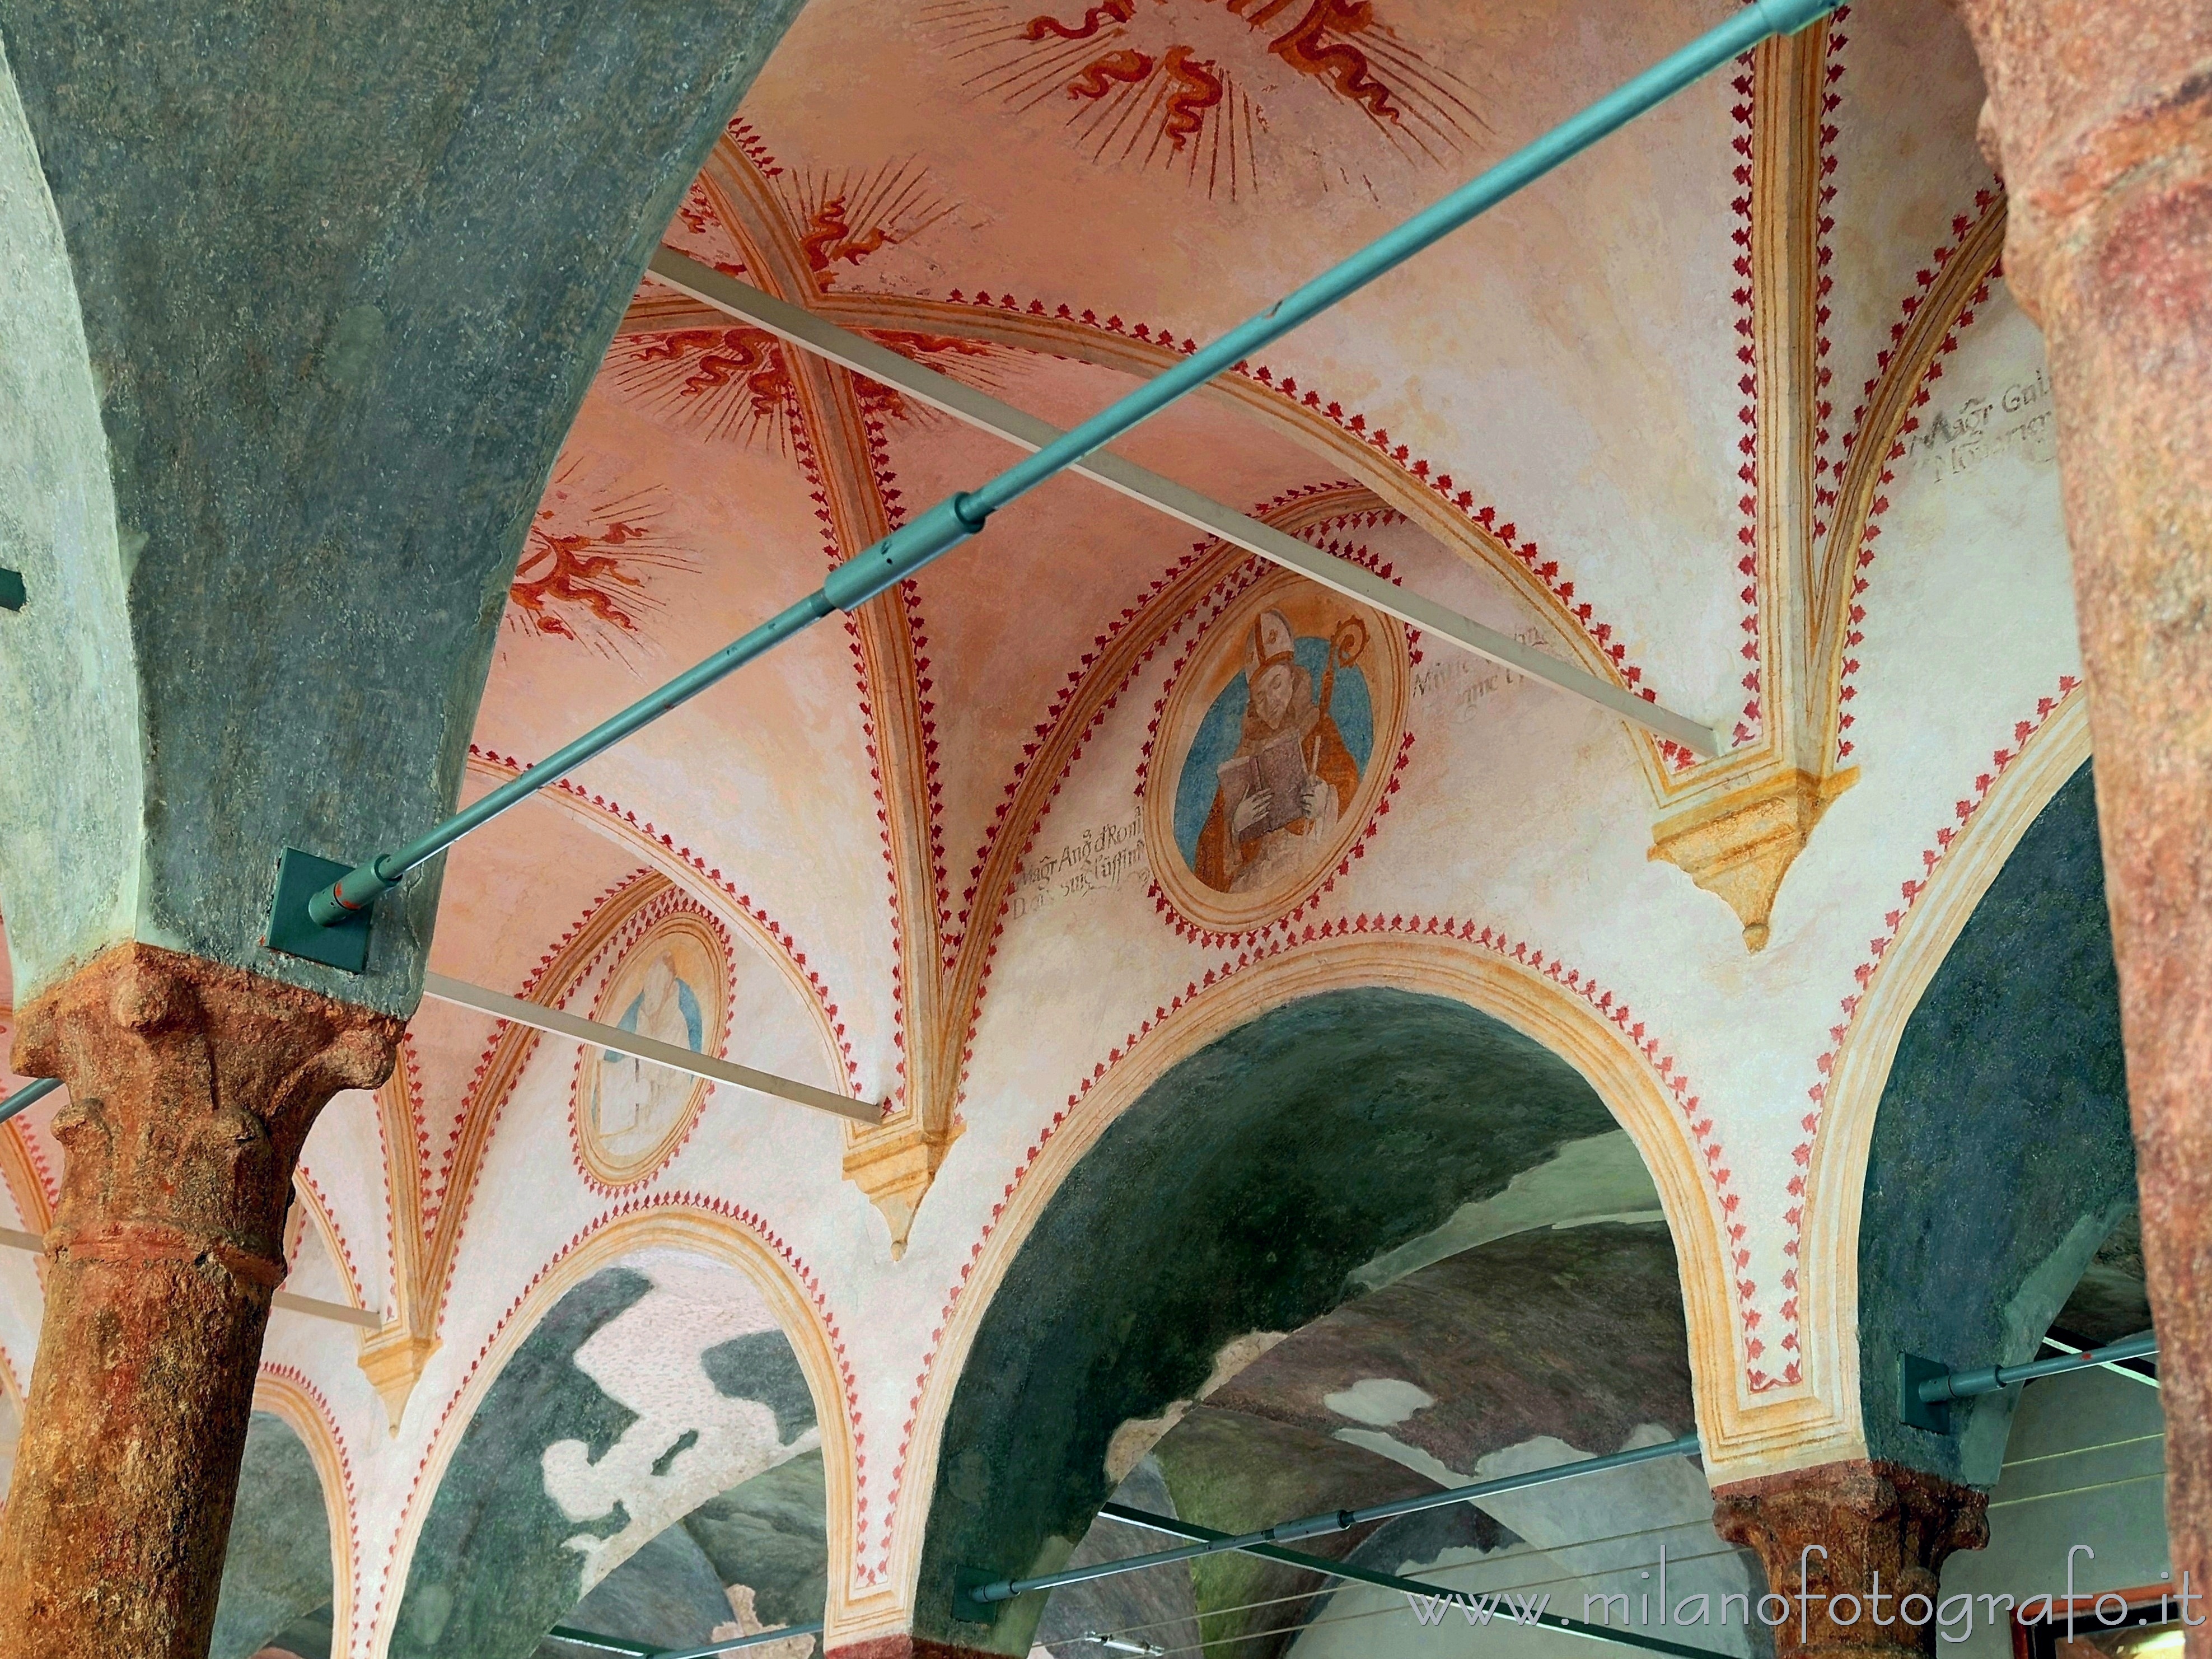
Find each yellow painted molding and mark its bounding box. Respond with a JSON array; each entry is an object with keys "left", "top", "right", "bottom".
[
  {"left": 254, "top": 1367, "right": 358, "bottom": 1655},
  {"left": 292, "top": 1169, "right": 367, "bottom": 1316},
  {"left": 355, "top": 1323, "right": 442, "bottom": 1438},
  {"left": 1815, "top": 197, "right": 2007, "bottom": 757},
  {"left": 417, "top": 873, "right": 673, "bottom": 1339},
  {"left": 843, "top": 1111, "right": 965, "bottom": 1260},
  {"left": 1649, "top": 768, "right": 1857, "bottom": 951}
]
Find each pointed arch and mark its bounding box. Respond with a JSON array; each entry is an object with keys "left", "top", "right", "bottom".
[
  {"left": 250, "top": 1367, "right": 357, "bottom": 1657},
  {"left": 883, "top": 929, "right": 1787, "bottom": 1627},
  {"left": 373, "top": 1199, "right": 872, "bottom": 1655}
]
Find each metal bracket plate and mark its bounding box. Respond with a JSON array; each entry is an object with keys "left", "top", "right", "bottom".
[
  {"left": 265, "top": 848, "right": 372, "bottom": 973},
  {"left": 1897, "top": 1352, "right": 1952, "bottom": 1434},
  {"left": 951, "top": 1567, "right": 1000, "bottom": 1625},
  {"left": 0, "top": 568, "right": 24, "bottom": 611}
]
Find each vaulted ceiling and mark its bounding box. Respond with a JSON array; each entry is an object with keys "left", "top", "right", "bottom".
[{"left": 0, "top": 0, "right": 2126, "bottom": 1655}]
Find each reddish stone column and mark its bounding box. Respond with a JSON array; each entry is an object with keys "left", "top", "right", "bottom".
[
  {"left": 1941, "top": 0, "right": 2212, "bottom": 1634},
  {"left": 1714, "top": 1460, "right": 1989, "bottom": 1659},
  {"left": 0, "top": 943, "right": 399, "bottom": 1659}
]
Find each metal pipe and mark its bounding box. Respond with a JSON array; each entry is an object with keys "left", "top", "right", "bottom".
[
  {"left": 422, "top": 971, "right": 880, "bottom": 1124},
  {"left": 1919, "top": 1331, "right": 2158, "bottom": 1404},
  {"left": 545, "top": 1629, "right": 655, "bottom": 1656},
  {"left": 964, "top": 1432, "right": 1701, "bottom": 1606},
  {"left": 1098, "top": 1501, "right": 1724, "bottom": 1659},
  {"left": 646, "top": 251, "right": 1725, "bottom": 758},
  {"left": 300, "top": 0, "right": 1837, "bottom": 938},
  {"left": 0, "top": 1077, "right": 60, "bottom": 1125},
  {"left": 651, "top": 1622, "right": 826, "bottom": 1658}
]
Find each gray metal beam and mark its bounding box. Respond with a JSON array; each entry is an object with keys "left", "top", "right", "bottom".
[
  {"left": 645, "top": 249, "right": 1726, "bottom": 760},
  {"left": 0, "top": 1227, "right": 381, "bottom": 1328},
  {"left": 546, "top": 1621, "right": 825, "bottom": 1658},
  {"left": 422, "top": 971, "right": 880, "bottom": 1125}
]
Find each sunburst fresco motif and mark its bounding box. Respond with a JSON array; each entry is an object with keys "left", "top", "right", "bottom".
[
  {"left": 601, "top": 326, "right": 799, "bottom": 451},
  {"left": 506, "top": 452, "right": 695, "bottom": 664},
  {"left": 925, "top": 0, "right": 1483, "bottom": 199},
  {"left": 777, "top": 158, "right": 957, "bottom": 288}
]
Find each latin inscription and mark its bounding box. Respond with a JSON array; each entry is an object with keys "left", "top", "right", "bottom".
[
  {"left": 1906, "top": 366, "right": 2056, "bottom": 484},
  {"left": 1010, "top": 813, "right": 1147, "bottom": 921},
  {"left": 1413, "top": 626, "right": 1550, "bottom": 714}
]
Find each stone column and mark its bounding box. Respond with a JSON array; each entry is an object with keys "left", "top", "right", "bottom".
[
  {"left": 1714, "top": 1460, "right": 1989, "bottom": 1659},
  {"left": 1941, "top": 0, "right": 2212, "bottom": 1629},
  {"left": 0, "top": 943, "right": 399, "bottom": 1659}
]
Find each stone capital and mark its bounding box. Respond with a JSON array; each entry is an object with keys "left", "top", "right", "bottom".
[
  {"left": 1714, "top": 1459, "right": 1989, "bottom": 1659},
  {"left": 11, "top": 942, "right": 399, "bottom": 1282}
]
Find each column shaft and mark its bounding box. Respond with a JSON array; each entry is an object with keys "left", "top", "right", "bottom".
[
  {"left": 0, "top": 943, "right": 398, "bottom": 1659},
  {"left": 1944, "top": 0, "right": 2212, "bottom": 1629}
]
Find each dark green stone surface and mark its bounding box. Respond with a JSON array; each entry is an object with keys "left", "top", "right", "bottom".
[
  {"left": 1857, "top": 761, "right": 2138, "bottom": 1482},
  {"left": 915, "top": 985, "right": 1621, "bottom": 1651},
  {"left": 0, "top": 0, "right": 804, "bottom": 1011}
]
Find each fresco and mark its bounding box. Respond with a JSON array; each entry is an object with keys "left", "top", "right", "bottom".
[
  {"left": 925, "top": 0, "right": 1482, "bottom": 198},
  {"left": 1028, "top": 1181, "right": 1771, "bottom": 1659},
  {"left": 545, "top": 1453, "right": 827, "bottom": 1658},
  {"left": 392, "top": 1256, "right": 822, "bottom": 1659},
  {"left": 916, "top": 985, "right": 1624, "bottom": 1651},
  {"left": 577, "top": 913, "right": 731, "bottom": 1186},
  {"left": 1147, "top": 573, "right": 1406, "bottom": 934},
  {"left": 506, "top": 451, "right": 694, "bottom": 664}
]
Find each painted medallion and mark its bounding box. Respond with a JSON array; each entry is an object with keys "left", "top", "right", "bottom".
[
  {"left": 1145, "top": 569, "right": 1407, "bottom": 934},
  {"left": 576, "top": 910, "right": 732, "bottom": 1189}
]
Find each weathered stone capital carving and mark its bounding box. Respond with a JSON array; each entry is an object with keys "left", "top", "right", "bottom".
[
  {"left": 1714, "top": 1459, "right": 1989, "bottom": 1659},
  {"left": 0, "top": 943, "right": 403, "bottom": 1658},
  {"left": 10, "top": 942, "right": 400, "bottom": 1286}
]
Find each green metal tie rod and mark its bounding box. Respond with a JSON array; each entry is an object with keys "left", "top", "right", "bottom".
[
  {"left": 1098, "top": 1501, "right": 1725, "bottom": 1659},
  {"left": 1920, "top": 1329, "right": 2158, "bottom": 1403},
  {"left": 298, "top": 0, "right": 1839, "bottom": 940},
  {"left": 1897, "top": 1330, "right": 2157, "bottom": 1432},
  {"left": 0, "top": 1077, "right": 60, "bottom": 1125},
  {"left": 961, "top": 1432, "right": 1703, "bottom": 1608}
]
